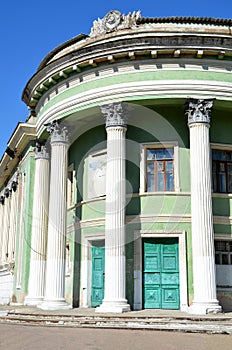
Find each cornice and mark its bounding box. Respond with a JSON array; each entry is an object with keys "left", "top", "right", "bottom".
[
  {"left": 22, "top": 32, "right": 232, "bottom": 110},
  {"left": 0, "top": 123, "right": 36, "bottom": 189}
]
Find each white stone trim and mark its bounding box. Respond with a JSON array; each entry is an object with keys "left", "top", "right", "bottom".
[
  {"left": 80, "top": 233, "right": 105, "bottom": 308},
  {"left": 133, "top": 230, "right": 188, "bottom": 311},
  {"left": 139, "top": 141, "right": 180, "bottom": 194},
  {"left": 37, "top": 79, "right": 232, "bottom": 137}
]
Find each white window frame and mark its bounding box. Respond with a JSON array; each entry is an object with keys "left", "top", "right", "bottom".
[
  {"left": 140, "top": 142, "right": 180, "bottom": 194},
  {"left": 214, "top": 235, "right": 232, "bottom": 290}
]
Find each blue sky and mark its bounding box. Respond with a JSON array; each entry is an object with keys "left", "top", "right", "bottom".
[{"left": 0, "top": 0, "right": 231, "bottom": 156}]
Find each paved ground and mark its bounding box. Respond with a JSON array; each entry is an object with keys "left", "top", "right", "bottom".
[{"left": 0, "top": 323, "right": 232, "bottom": 350}]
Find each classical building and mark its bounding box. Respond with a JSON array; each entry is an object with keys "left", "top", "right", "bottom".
[{"left": 0, "top": 10, "right": 232, "bottom": 314}]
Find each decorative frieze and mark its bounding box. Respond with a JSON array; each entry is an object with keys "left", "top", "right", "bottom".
[
  {"left": 185, "top": 98, "right": 214, "bottom": 125},
  {"left": 101, "top": 102, "right": 128, "bottom": 128},
  {"left": 45, "top": 120, "right": 69, "bottom": 144}
]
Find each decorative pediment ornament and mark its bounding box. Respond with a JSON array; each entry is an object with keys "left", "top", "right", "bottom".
[
  {"left": 90, "top": 10, "right": 141, "bottom": 37},
  {"left": 45, "top": 120, "right": 69, "bottom": 144},
  {"left": 185, "top": 98, "right": 214, "bottom": 125},
  {"left": 35, "top": 140, "right": 50, "bottom": 160},
  {"left": 101, "top": 102, "right": 128, "bottom": 128}
]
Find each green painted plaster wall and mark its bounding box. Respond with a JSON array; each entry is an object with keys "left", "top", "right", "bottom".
[{"left": 38, "top": 69, "right": 232, "bottom": 119}]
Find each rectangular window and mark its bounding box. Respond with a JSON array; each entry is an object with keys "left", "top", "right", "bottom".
[
  {"left": 215, "top": 240, "right": 232, "bottom": 265},
  {"left": 146, "top": 148, "right": 174, "bottom": 192},
  {"left": 212, "top": 150, "right": 232, "bottom": 193}
]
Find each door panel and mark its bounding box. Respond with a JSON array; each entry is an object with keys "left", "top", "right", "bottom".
[
  {"left": 143, "top": 238, "right": 180, "bottom": 309},
  {"left": 91, "top": 241, "right": 105, "bottom": 307}
]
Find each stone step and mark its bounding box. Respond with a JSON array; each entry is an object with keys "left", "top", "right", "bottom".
[{"left": 0, "top": 312, "right": 232, "bottom": 334}]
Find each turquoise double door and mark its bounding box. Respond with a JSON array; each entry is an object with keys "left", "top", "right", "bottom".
[
  {"left": 91, "top": 241, "right": 105, "bottom": 307},
  {"left": 91, "top": 238, "right": 180, "bottom": 309},
  {"left": 143, "top": 238, "right": 180, "bottom": 309}
]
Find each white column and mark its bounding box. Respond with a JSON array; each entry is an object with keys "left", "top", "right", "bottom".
[
  {"left": 1, "top": 188, "right": 11, "bottom": 264},
  {"left": 25, "top": 142, "right": 50, "bottom": 305},
  {"left": 39, "top": 121, "right": 71, "bottom": 310},
  {"left": 186, "top": 98, "right": 221, "bottom": 314},
  {"left": 8, "top": 176, "right": 19, "bottom": 263},
  {"left": 0, "top": 196, "right": 5, "bottom": 263},
  {"left": 96, "top": 102, "right": 130, "bottom": 313}
]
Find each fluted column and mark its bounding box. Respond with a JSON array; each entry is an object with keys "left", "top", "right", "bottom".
[
  {"left": 96, "top": 102, "right": 130, "bottom": 313},
  {"left": 1, "top": 188, "right": 11, "bottom": 263},
  {"left": 39, "top": 121, "right": 71, "bottom": 310},
  {"left": 186, "top": 98, "right": 221, "bottom": 314},
  {"left": 8, "top": 176, "right": 19, "bottom": 263},
  {"left": 25, "top": 142, "right": 50, "bottom": 305}
]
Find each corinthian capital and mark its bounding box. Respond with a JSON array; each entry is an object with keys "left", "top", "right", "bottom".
[
  {"left": 45, "top": 120, "right": 69, "bottom": 144},
  {"left": 35, "top": 140, "right": 50, "bottom": 160},
  {"left": 185, "top": 98, "right": 214, "bottom": 126},
  {"left": 101, "top": 102, "right": 128, "bottom": 128}
]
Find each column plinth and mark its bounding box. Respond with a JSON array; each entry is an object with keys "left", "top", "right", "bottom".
[
  {"left": 96, "top": 102, "right": 130, "bottom": 313},
  {"left": 39, "top": 121, "right": 71, "bottom": 310},
  {"left": 186, "top": 98, "right": 221, "bottom": 314},
  {"left": 25, "top": 142, "right": 50, "bottom": 306}
]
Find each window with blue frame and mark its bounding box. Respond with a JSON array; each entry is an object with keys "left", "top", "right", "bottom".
[
  {"left": 212, "top": 150, "right": 232, "bottom": 193},
  {"left": 146, "top": 148, "right": 174, "bottom": 192}
]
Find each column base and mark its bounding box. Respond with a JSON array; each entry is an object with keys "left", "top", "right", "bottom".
[
  {"left": 38, "top": 298, "right": 72, "bottom": 311},
  {"left": 188, "top": 300, "right": 222, "bottom": 315},
  {"left": 96, "top": 299, "right": 131, "bottom": 313},
  {"left": 24, "top": 296, "right": 44, "bottom": 306}
]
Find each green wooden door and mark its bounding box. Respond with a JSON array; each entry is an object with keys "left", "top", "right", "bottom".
[
  {"left": 91, "top": 241, "right": 105, "bottom": 307},
  {"left": 143, "top": 238, "right": 180, "bottom": 309}
]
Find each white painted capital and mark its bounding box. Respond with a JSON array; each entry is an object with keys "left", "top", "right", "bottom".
[
  {"left": 45, "top": 120, "right": 70, "bottom": 145},
  {"left": 101, "top": 102, "right": 128, "bottom": 128},
  {"left": 35, "top": 140, "right": 50, "bottom": 160},
  {"left": 185, "top": 98, "right": 214, "bottom": 126}
]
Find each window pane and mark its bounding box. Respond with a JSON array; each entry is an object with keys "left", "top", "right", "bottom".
[
  {"left": 222, "top": 254, "right": 229, "bottom": 265},
  {"left": 147, "top": 174, "right": 154, "bottom": 192},
  {"left": 155, "top": 149, "right": 165, "bottom": 160},
  {"left": 166, "top": 172, "right": 174, "bottom": 191},
  {"left": 147, "top": 149, "right": 155, "bottom": 160},
  {"left": 215, "top": 254, "right": 220, "bottom": 265},
  {"left": 157, "top": 172, "right": 164, "bottom": 191},
  {"left": 166, "top": 161, "right": 173, "bottom": 171},
  {"left": 157, "top": 162, "right": 164, "bottom": 171},
  {"left": 219, "top": 173, "right": 227, "bottom": 192},
  {"left": 212, "top": 150, "right": 218, "bottom": 160},
  {"left": 228, "top": 164, "right": 232, "bottom": 192},
  {"left": 147, "top": 163, "right": 154, "bottom": 192},
  {"left": 166, "top": 148, "right": 174, "bottom": 159}
]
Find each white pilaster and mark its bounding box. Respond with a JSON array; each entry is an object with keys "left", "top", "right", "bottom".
[
  {"left": 39, "top": 121, "right": 71, "bottom": 310},
  {"left": 1, "top": 188, "right": 11, "bottom": 263},
  {"left": 7, "top": 177, "right": 19, "bottom": 263},
  {"left": 0, "top": 196, "right": 5, "bottom": 263},
  {"left": 186, "top": 98, "right": 221, "bottom": 314},
  {"left": 25, "top": 142, "right": 50, "bottom": 306},
  {"left": 96, "top": 102, "right": 130, "bottom": 313}
]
